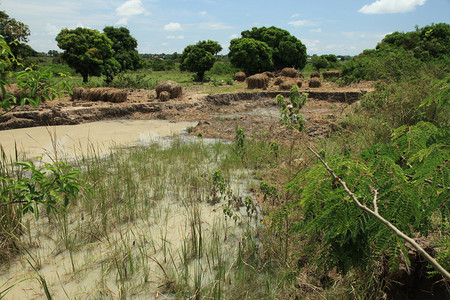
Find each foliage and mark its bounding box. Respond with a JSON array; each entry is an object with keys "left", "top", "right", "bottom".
[
  {"left": 228, "top": 38, "right": 273, "bottom": 75},
  {"left": 180, "top": 40, "right": 222, "bottom": 81},
  {"left": 241, "top": 26, "right": 307, "bottom": 70},
  {"left": 311, "top": 54, "right": 337, "bottom": 71},
  {"left": 2, "top": 161, "right": 81, "bottom": 219},
  {"left": 276, "top": 85, "right": 307, "bottom": 132},
  {"left": 378, "top": 23, "right": 450, "bottom": 61},
  {"left": 0, "top": 11, "right": 33, "bottom": 59},
  {"left": 103, "top": 26, "right": 143, "bottom": 72},
  {"left": 56, "top": 27, "right": 120, "bottom": 83},
  {"left": 234, "top": 126, "right": 246, "bottom": 159},
  {"left": 0, "top": 36, "right": 70, "bottom": 113},
  {"left": 290, "top": 121, "right": 449, "bottom": 273},
  {"left": 342, "top": 23, "right": 449, "bottom": 84}
]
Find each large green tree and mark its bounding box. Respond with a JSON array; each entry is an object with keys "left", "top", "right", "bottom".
[
  {"left": 240, "top": 26, "right": 307, "bottom": 70},
  {"left": 0, "top": 11, "right": 35, "bottom": 59},
  {"left": 180, "top": 40, "right": 222, "bottom": 81},
  {"left": 56, "top": 27, "right": 120, "bottom": 83},
  {"left": 228, "top": 38, "right": 273, "bottom": 75},
  {"left": 103, "top": 26, "right": 143, "bottom": 71}
]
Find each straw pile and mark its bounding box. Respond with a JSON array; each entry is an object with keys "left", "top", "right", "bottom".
[
  {"left": 234, "top": 72, "right": 246, "bottom": 82},
  {"left": 310, "top": 71, "right": 320, "bottom": 78},
  {"left": 323, "top": 70, "right": 341, "bottom": 79},
  {"left": 246, "top": 73, "right": 269, "bottom": 89},
  {"left": 309, "top": 78, "right": 321, "bottom": 88},
  {"left": 280, "top": 67, "right": 298, "bottom": 78},
  {"left": 155, "top": 80, "right": 182, "bottom": 99},
  {"left": 71, "top": 87, "right": 127, "bottom": 103}
]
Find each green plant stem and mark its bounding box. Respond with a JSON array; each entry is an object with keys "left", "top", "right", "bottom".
[{"left": 307, "top": 145, "right": 450, "bottom": 281}]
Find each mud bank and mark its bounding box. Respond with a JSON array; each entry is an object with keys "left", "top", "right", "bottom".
[
  {"left": 203, "top": 91, "right": 364, "bottom": 105},
  {"left": 0, "top": 91, "right": 364, "bottom": 131}
]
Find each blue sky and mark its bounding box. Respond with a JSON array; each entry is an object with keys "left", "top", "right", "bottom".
[{"left": 2, "top": 0, "right": 449, "bottom": 55}]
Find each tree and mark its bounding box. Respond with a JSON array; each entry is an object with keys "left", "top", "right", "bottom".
[
  {"left": 377, "top": 23, "right": 450, "bottom": 60},
  {"left": 241, "top": 26, "right": 307, "bottom": 70},
  {"left": 56, "top": 27, "right": 120, "bottom": 83},
  {"left": 228, "top": 38, "right": 273, "bottom": 75},
  {"left": 180, "top": 40, "right": 222, "bottom": 81},
  {"left": 0, "top": 11, "right": 35, "bottom": 59},
  {"left": 103, "top": 26, "right": 143, "bottom": 71}
]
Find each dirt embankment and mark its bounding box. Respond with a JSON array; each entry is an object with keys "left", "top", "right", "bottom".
[{"left": 0, "top": 83, "right": 371, "bottom": 141}]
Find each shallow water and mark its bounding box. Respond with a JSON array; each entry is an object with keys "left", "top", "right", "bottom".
[{"left": 0, "top": 119, "right": 197, "bottom": 162}]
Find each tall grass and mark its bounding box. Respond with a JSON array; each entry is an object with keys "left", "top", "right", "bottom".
[{"left": 0, "top": 137, "right": 285, "bottom": 298}]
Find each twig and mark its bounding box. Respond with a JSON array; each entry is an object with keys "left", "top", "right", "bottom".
[{"left": 307, "top": 145, "right": 450, "bottom": 281}]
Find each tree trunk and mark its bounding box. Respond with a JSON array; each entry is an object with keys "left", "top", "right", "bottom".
[{"left": 82, "top": 73, "right": 88, "bottom": 83}]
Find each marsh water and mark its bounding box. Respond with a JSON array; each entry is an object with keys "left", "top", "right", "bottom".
[
  {"left": 0, "top": 119, "right": 198, "bottom": 162},
  {"left": 0, "top": 119, "right": 260, "bottom": 299}
]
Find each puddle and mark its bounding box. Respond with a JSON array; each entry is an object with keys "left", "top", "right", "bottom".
[
  {"left": 212, "top": 107, "right": 281, "bottom": 120},
  {"left": 0, "top": 119, "right": 197, "bottom": 162}
]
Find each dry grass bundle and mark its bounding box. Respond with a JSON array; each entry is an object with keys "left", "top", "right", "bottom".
[
  {"left": 323, "top": 70, "right": 341, "bottom": 79},
  {"left": 159, "top": 91, "right": 170, "bottom": 102},
  {"left": 246, "top": 73, "right": 269, "bottom": 89},
  {"left": 155, "top": 80, "right": 182, "bottom": 99},
  {"left": 310, "top": 72, "right": 320, "bottom": 78},
  {"left": 309, "top": 78, "right": 321, "bottom": 88},
  {"left": 264, "top": 71, "right": 275, "bottom": 78},
  {"left": 279, "top": 82, "right": 294, "bottom": 91},
  {"left": 234, "top": 72, "right": 246, "bottom": 82},
  {"left": 274, "top": 77, "right": 284, "bottom": 86},
  {"left": 79, "top": 88, "right": 127, "bottom": 103},
  {"left": 71, "top": 87, "right": 85, "bottom": 101},
  {"left": 280, "top": 67, "right": 298, "bottom": 78}
]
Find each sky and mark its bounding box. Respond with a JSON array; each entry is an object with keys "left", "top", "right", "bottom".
[{"left": 1, "top": 0, "right": 449, "bottom": 56}]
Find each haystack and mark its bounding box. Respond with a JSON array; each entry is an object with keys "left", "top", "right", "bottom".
[
  {"left": 234, "top": 72, "right": 246, "bottom": 82},
  {"left": 77, "top": 88, "right": 127, "bottom": 103},
  {"left": 310, "top": 71, "right": 320, "bottom": 78},
  {"left": 323, "top": 70, "right": 341, "bottom": 79},
  {"left": 280, "top": 67, "right": 298, "bottom": 78},
  {"left": 246, "top": 73, "right": 269, "bottom": 89},
  {"left": 71, "top": 87, "right": 85, "bottom": 101},
  {"left": 309, "top": 78, "right": 321, "bottom": 88},
  {"left": 159, "top": 91, "right": 170, "bottom": 102},
  {"left": 279, "top": 82, "right": 293, "bottom": 91},
  {"left": 155, "top": 80, "right": 182, "bottom": 99},
  {"left": 274, "top": 77, "right": 284, "bottom": 86},
  {"left": 264, "top": 71, "right": 275, "bottom": 78}
]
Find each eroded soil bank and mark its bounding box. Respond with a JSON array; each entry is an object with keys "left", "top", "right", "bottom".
[{"left": 0, "top": 82, "right": 372, "bottom": 146}]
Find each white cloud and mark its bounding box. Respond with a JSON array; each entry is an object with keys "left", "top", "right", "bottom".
[
  {"left": 359, "top": 0, "right": 426, "bottom": 14},
  {"left": 164, "top": 22, "right": 182, "bottom": 31},
  {"left": 291, "top": 13, "right": 300, "bottom": 18},
  {"left": 229, "top": 34, "right": 239, "bottom": 39},
  {"left": 310, "top": 28, "right": 322, "bottom": 33},
  {"left": 288, "top": 20, "right": 318, "bottom": 27},
  {"left": 166, "top": 35, "right": 184, "bottom": 39},
  {"left": 199, "top": 11, "right": 207, "bottom": 16},
  {"left": 45, "top": 23, "right": 60, "bottom": 36},
  {"left": 116, "top": 0, "right": 147, "bottom": 17},
  {"left": 115, "top": 18, "right": 128, "bottom": 26},
  {"left": 301, "top": 39, "right": 320, "bottom": 48},
  {"left": 198, "top": 22, "right": 233, "bottom": 30}
]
